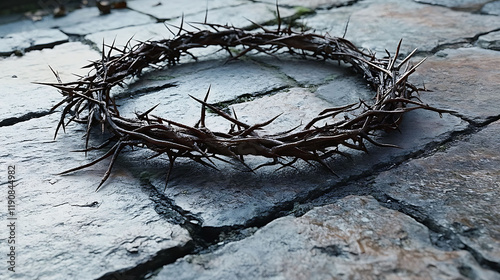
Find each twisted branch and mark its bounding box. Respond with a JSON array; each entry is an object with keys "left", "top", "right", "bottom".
[{"left": 42, "top": 21, "right": 451, "bottom": 190}]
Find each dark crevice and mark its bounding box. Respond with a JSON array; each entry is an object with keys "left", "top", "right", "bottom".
[
  {"left": 372, "top": 193, "right": 500, "bottom": 273},
  {"left": 0, "top": 110, "right": 54, "bottom": 127},
  {"left": 209, "top": 85, "right": 289, "bottom": 112},
  {"left": 94, "top": 181, "right": 202, "bottom": 280},
  {"left": 456, "top": 113, "right": 500, "bottom": 128},
  {"left": 25, "top": 38, "right": 69, "bottom": 51},
  {"left": 324, "top": 0, "right": 362, "bottom": 10},
  {"left": 415, "top": 27, "right": 500, "bottom": 57},
  {"left": 114, "top": 82, "right": 178, "bottom": 100},
  {"left": 0, "top": 38, "right": 69, "bottom": 57},
  {"left": 95, "top": 241, "right": 195, "bottom": 280}
]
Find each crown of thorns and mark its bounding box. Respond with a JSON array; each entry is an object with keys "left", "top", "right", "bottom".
[{"left": 42, "top": 18, "right": 451, "bottom": 191}]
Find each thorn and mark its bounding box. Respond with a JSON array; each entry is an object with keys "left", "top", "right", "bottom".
[
  {"left": 96, "top": 141, "right": 125, "bottom": 191},
  {"left": 342, "top": 15, "right": 350, "bottom": 38},
  {"left": 48, "top": 65, "right": 62, "bottom": 83},
  {"left": 200, "top": 85, "right": 211, "bottom": 128},
  {"left": 136, "top": 103, "right": 160, "bottom": 119},
  {"left": 204, "top": 0, "right": 208, "bottom": 24},
  {"left": 276, "top": 0, "right": 281, "bottom": 33},
  {"left": 189, "top": 94, "right": 250, "bottom": 129},
  {"left": 164, "top": 152, "right": 176, "bottom": 191},
  {"left": 177, "top": 13, "right": 185, "bottom": 36}
]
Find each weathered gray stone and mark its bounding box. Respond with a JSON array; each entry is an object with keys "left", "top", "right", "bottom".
[
  {"left": 253, "top": 55, "right": 356, "bottom": 86},
  {"left": 409, "top": 47, "right": 500, "bottom": 124},
  {"left": 0, "top": 7, "right": 155, "bottom": 37},
  {"left": 0, "top": 42, "right": 100, "bottom": 124},
  {"left": 306, "top": 0, "right": 500, "bottom": 55},
  {"left": 199, "top": 3, "right": 295, "bottom": 29},
  {"left": 0, "top": 19, "right": 41, "bottom": 37},
  {"left": 0, "top": 114, "right": 192, "bottom": 280},
  {"left": 414, "top": 0, "right": 494, "bottom": 11},
  {"left": 85, "top": 22, "right": 178, "bottom": 53},
  {"left": 155, "top": 196, "right": 499, "bottom": 280},
  {"left": 3, "top": 1, "right": 499, "bottom": 278},
  {"left": 127, "top": 0, "right": 246, "bottom": 20},
  {"left": 371, "top": 120, "right": 500, "bottom": 270},
  {"left": 0, "top": 28, "right": 67, "bottom": 55},
  {"left": 476, "top": 30, "right": 500, "bottom": 50},
  {"left": 481, "top": 1, "right": 500, "bottom": 15},
  {"left": 59, "top": 7, "right": 155, "bottom": 35}
]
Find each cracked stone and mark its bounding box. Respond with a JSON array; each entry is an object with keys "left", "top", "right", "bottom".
[
  {"left": 476, "top": 30, "right": 500, "bottom": 51},
  {"left": 0, "top": 28, "right": 68, "bottom": 56},
  {"left": 128, "top": 0, "right": 295, "bottom": 29},
  {"left": 58, "top": 7, "right": 155, "bottom": 35},
  {"left": 0, "top": 114, "right": 192, "bottom": 280},
  {"left": 306, "top": 0, "right": 500, "bottom": 55},
  {"left": 0, "top": 42, "right": 100, "bottom": 124},
  {"left": 371, "top": 120, "right": 500, "bottom": 270},
  {"left": 409, "top": 47, "right": 500, "bottom": 124},
  {"left": 0, "top": 6, "right": 155, "bottom": 37},
  {"left": 127, "top": 0, "right": 246, "bottom": 20},
  {"left": 253, "top": 54, "right": 358, "bottom": 86},
  {"left": 3, "top": 1, "right": 498, "bottom": 277},
  {"left": 481, "top": 1, "right": 500, "bottom": 15},
  {"left": 154, "top": 196, "right": 499, "bottom": 280},
  {"left": 414, "top": 0, "right": 495, "bottom": 12}
]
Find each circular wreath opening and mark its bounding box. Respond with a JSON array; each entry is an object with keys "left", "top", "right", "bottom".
[{"left": 42, "top": 21, "right": 451, "bottom": 191}]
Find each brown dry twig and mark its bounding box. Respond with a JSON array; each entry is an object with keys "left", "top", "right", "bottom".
[{"left": 41, "top": 21, "right": 452, "bottom": 191}]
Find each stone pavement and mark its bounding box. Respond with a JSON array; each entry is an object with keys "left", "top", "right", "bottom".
[{"left": 0, "top": 0, "right": 499, "bottom": 279}]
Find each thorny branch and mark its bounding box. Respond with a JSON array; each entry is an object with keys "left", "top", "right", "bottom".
[{"left": 41, "top": 21, "right": 452, "bottom": 191}]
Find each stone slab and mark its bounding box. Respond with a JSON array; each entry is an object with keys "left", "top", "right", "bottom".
[
  {"left": 414, "top": 0, "right": 495, "bottom": 11},
  {"left": 59, "top": 7, "right": 155, "bottom": 36},
  {"left": 306, "top": 0, "right": 500, "bottom": 56},
  {"left": 253, "top": 55, "right": 358, "bottom": 87},
  {"left": 0, "top": 6, "right": 155, "bottom": 37},
  {"left": 371, "top": 120, "right": 500, "bottom": 268},
  {"left": 476, "top": 30, "right": 500, "bottom": 51},
  {"left": 154, "top": 196, "right": 499, "bottom": 280},
  {"left": 0, "top": 42, "right": 100, "bottom": 123},
  {"left": 127, "top": 0, "right": 246, "bottom": 20},
  {"left": 128, "top": 0, "right": 296, "bottom": 29},
  {"left": 409, "top": 47, "right": 500, "bottom": 124},
  {"left": 0, "top": 28, "right": 68, "bottom": 56},
  {"left": 0, "top": 114, "right": 192, "bottom": 280},
  {"left": 481, "top": 1, "right": 500, "bottom": 15}
]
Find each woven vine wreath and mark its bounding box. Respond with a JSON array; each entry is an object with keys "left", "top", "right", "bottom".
[{"left": 42, "top": 20, "right": 451, "bottom": 191}]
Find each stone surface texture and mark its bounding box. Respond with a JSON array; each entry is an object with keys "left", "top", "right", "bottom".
[
  {"left": 157, "top": 196, "right": 499, "bottom": 280},
  {"left": 1, "top": 0, "right": 499, "bottom": 279}
]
